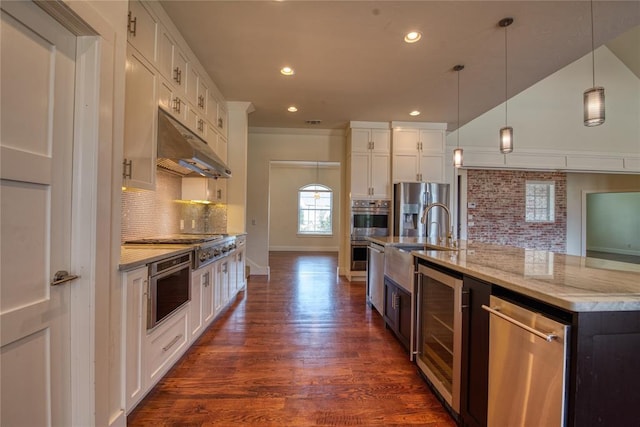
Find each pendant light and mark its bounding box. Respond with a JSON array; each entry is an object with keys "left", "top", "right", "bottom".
[
  {"left": 584, "top": 0, "right": 605, "bottom": 126},
  {"left": 453, "top": 64, "right": 464, "bottom": 168},
  {"left": 499, "top": 17, "right": 514, "bottom": 154}
]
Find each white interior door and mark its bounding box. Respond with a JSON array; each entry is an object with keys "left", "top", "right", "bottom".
[{"left": 1, "top": 1, "right": 77, "bottom": 425}]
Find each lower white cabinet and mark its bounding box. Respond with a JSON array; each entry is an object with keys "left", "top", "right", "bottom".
[
  {"left": 123, "top": 266, "right": 147, "bottom": 411},
  {"left": 146, "top": 307, "right": 189, "bottom": 385},
  {"left": 123, "top": 246, "right": 247, "bottom": 413}
]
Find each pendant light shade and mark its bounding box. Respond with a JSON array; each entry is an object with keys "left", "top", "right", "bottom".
[
  {"left": 584, "top": 0, "right": 605, "bottom": 126},
  {"left": 500, "top": 126, "right": 514, "bottom": 154},
  {"left": 498, "top": 17, "right": 514, "bottom": 154},
  {"left": 584, "top": 87, "right": 605, "bottom": 126},
  {"left": 453, "top": 148, "right": 464, "bottom": 167},
  {"left": 453, "top": 64, "right": 465, "bottom": 168}
]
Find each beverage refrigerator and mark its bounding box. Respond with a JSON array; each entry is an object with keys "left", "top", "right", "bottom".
[{"left": 393, "top": 182, "right": 450, "bottom": 238}]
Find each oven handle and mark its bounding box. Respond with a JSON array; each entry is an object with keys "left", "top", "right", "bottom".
[{"left": 150, "top": 260, "right": 192, "bottom": 280}]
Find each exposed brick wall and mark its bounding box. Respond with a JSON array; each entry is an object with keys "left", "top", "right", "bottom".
[{"left": 466, "top": 170, "right": 567, "bottom": 253}]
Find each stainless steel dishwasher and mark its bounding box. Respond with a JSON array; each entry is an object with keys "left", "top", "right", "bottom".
[
  {"left": 482, "top": 296, "right": 570, "bottom": 427},
  {"left": 366, "top": 242, "right": 384, "bottom": 315}
]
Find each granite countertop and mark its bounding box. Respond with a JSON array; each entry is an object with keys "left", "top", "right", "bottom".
[
  {"left": 410, "top": 242, "right": 640, "bottom": 312},
  {"left": 119, "top": 245, "right": 194, "bottom": 271}
]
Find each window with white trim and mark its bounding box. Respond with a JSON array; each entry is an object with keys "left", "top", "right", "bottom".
[
  {"left": 298, "top": 184, "right": 333, "bottom": 235},
  {"left": 525, "top": 181, "right": 555, "bottom": 222}
]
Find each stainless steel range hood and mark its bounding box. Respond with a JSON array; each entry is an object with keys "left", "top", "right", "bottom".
[{"left": 156, "top": 108, "right": 231, "bottom": 179}]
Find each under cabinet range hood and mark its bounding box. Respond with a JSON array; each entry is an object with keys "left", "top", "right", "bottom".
[{"left": 156, "top": 108, "right": 231, "bottom": 179}]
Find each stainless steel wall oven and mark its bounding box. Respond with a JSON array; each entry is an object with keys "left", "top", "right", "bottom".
[
  {"left": 147, "top": 252, "right": 192, "bottom": 329},
  {"left": 350, "top": 199, "right": 390, "bottom": 271}
]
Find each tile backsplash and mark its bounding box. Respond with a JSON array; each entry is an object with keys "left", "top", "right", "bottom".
[{"left": 121, "top": 169, "right": 227, "bottom": 242}]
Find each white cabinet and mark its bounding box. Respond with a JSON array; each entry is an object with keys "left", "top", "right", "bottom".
[
  {"left": 392, "top": 126, "right": 446, "bottom": 182},
  {"left": 348, "top": 126, "right": 391, "bottom": 199},
  {"left": 186, "top": 103, "right": 207, "bottom": 140},
  {"left": 156, "top": 25, "right": 188, "bottom": 95},
  {"left": 158, "top": 77, "right": 187, "bottom": 122},
  {"left": 216, "top": 101, "right": 228, "bottom": 141},
  {"left": 215, "top": 259, "right": 231, "bottom": 314},
  {"left": 235, "top": 236, "right": 247, "bottom": 291},
  {"left": 202, "top": 265, "right": 215, "bottom": 325},
  {"left": 122, "top": 267, "right": 147, "bottom": 411},
  {"left": 127, "top": 0, "right": 157, "bottom": 63},
  {"left": 181, "top": 177, "right": 226, "bottom": 204},
  {"left": 146, "top": 307, "right": 188, "bottom": 386},
  {"left": 123, "top": 49, "right": 157, "bottom": 190},
  {"left": 189, "top": 267, "right": 205, "bottom": 341}
]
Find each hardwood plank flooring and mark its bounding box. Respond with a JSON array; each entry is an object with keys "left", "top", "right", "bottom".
[{"left": 127, "top": 251, "right": 456, "bottom": 426}]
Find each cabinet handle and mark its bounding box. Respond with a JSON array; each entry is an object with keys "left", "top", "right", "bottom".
[
  {"left": 127, "top": 12, "right": 137, "bottom": 36},
  {"left": 122, "top": 159, "right": 132, "bottom": 179},
  {"left": 198, "top": 95, "right": 205, "bottom": 109},
  {"left": 173, "top": 68, "right": 182, "bottom": 85},
  {"left": 217, "top": 189, "right": 222, "bottom": 200},
  {"left": 481, "top": 305, "right": 558, "bottom": 342},
  {"left": 173, "top": 97, "right": 181, "bottom": 113},
  {"left": 218, "top": 117, "right": 223, "bottom": 129},
  {"left": 198, "top": 119, "right": 204, "bottom": 132},
  {"left": 162, "top": 334, "right": 183, "bottom": 352}
]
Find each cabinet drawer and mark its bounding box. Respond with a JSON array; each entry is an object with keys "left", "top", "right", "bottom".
[{"left": 146, "top": 308, "right": 188, "bottom": 383}]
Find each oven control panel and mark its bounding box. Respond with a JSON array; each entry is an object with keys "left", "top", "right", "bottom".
[{"left": 352, "top": 199, "right": 390, "bottom": 209}]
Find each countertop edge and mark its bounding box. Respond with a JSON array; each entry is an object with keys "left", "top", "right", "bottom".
[{"left": 412, "top": 251, "right": 640, "bottom": 312}]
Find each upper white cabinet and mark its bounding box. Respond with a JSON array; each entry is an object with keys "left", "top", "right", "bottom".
[
  {"left": 123, "top": 49, "right": 157, "bottom": 190},
  {"left": 348, "top": 124, "right": 391, "bottom": 199},
  {"left": 124, "top": 0, "right": 229, "bottom": 189},
  {"left": 392, "top": 124, "right": 446, "bottom": 183},
  {"left": 127, "top": 0, "right": 157, "bottom": 62}
]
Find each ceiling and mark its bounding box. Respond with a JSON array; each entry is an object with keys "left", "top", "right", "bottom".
[{"left": 159, "top": 1, "right": 640, "bottom": 131}]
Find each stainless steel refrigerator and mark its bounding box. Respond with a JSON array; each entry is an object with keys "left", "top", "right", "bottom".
[{"left": 393, "top": 182, "right": 450, "bottom": 238}]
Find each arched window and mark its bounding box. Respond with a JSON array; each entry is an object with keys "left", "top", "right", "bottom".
[{"left": 298, "top": 184, "right": 333, "bottom": 235}]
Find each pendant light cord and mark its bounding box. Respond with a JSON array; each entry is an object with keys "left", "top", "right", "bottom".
[
  {"left": 504, "top": 23, "right": 509, "bottom": 126},
  {"left": 457, "top": 69, "right": 460, "bottom": 148},
  {"left": 590, "top": 0, "right": 596, "bottom": 87}
]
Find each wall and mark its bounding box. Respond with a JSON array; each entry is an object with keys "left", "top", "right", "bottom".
[
  {"left": 269, "top": 162, "right": 340, "bottom": 251},
  {"left": 566, "top": 173, "right": 640, "bottom": 255},
  {"left": 446, "top": 45, "right": 640, "bottom": 169},
  {"left": 247, "top": 128, "right": 346, "bottom": 274},
  {"left": 466, "top": 170, "right": 567, "bottom": 252},
  {"left": 587, "top": 192, "right": 640, "bottom": 255}
]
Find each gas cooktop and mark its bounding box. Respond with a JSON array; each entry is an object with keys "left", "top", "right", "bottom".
[{"left": 125, "top": 234, "right": 224, "bottom": 245}]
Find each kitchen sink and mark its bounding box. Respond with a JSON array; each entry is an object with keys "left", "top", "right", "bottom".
[{"left": 397, "top": 243, "right": 460, "bottom": 252}]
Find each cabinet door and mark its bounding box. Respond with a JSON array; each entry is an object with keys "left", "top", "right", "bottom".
[
  {"left": 393, "top": 128, "right": 420, "bottom": 153},
  {"left": 124, "top": 50, "right": 157, "bottom": 190},
  {"left": 216, "top": 133, "right": 228, "bottom": 163},
  {"left": 189, "top": 268, "right": 204, "bottom": 341},
  {"left": 123, "top": 267, "right": 147, "bottom": 411},
  {"left": 215, "top": 179, "right": 227, "bottom": 204},
  {"left": 420, "top": 129, "right": 445, "bottom": 152},
  {"left": 186, "top": 65, "right": 199, "bottom": 106},
  {"left": 370, "top": 153, "right": 391, "bottom": 198},
  {"left": 158, "top": 77, "right": 187, "bottom": 122},
  {"left": 350, "top": 128, "right": 372, "bottom": 152},
  {"left": 350, "top": 152, "right": 371, "bottom": 199},
  {"left": 206, "top": 92, "right": 218, "bottom": 124},
  {"left": 383, "top": 280, "right": 398, "bottom": 331},
  {"left": 202, "top": 266, "right": 215, "bottom": 325},
  {"left": 213, "top": 260, "right": 223, "bottom": 314},
  {"left": 127, "top": 0, "right": 157, "bottom": 63},
  {"left": 393, "top": 152, "right": 420, "bottom": 182},
  {"left": 460, "top": 276, "right": 491, "bottom": 427},
  {"left": 397, "top": 286, "right": 412, "bottom": 349},
  {"left": 236, "top": 247, "right": 246, "bottom": 289},
  {"left": 371, "top": 129, "right": 390, "bottom": 153},
  {"left": 419, "top": 154, "right": 445, "bottom": 183},
  {"left": 197, "top": 79, "right": 209, "bottom": 114},
  {"left": 156, "top": 26, "right": 174, "bottom": 81},
  {"left": 217, "top": 102, "right": 228, "bottom": 139},
  {"left": 172, "top": 46, "right": 188, "bottom": 92}
]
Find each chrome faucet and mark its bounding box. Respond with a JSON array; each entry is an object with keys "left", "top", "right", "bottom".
[{"left": 420, "top": 202, "right": 451, "bottom": 244}]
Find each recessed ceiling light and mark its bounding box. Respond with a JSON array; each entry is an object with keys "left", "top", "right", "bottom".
[
  {"left": 410, "top": 110, "right": 421, "bottom": 116},
  {"left": 288, "top": 106, "right": 298, "bottom": 112},
  {"left": 280, "top": 66, "right": 295, "bottom": 76},
  {"left": 404, "top": 31, "right": 422, "bottom": 43}
]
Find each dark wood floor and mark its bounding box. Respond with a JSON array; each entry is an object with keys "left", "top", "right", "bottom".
[{"left": 127, "top": 251, "right": 456, "bottom": 426}]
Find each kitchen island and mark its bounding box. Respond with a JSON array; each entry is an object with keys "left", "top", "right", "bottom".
[{"left": 369, "top": 236, "right": 640, "bottom": 426}]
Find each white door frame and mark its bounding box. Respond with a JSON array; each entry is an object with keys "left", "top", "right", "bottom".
[{"left": 35, "top": 1, "right": 126, "bottom": 425}]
